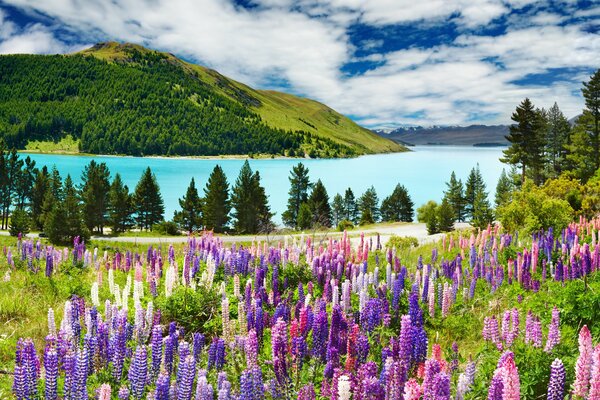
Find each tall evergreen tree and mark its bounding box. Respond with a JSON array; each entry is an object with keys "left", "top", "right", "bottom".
[
  {"left": 14, "top": 156, "right": 36, "bottom": 210},
  {"left": 437, "top": 198, "right": 455, "bottom": 232},
  {"left": 464, "top": 165, "right": 485, "bottom": 219},
  {"left": 231, "top": 161, "right": 273, "bottom": 234},
  {"left": 501, "top": 98, "right": 546, "bottom": 184},
  {"left": 174, "top": 178, "right": 203, "bottom": 232},
  {"left": 0, "top": 148, "right": 23, "bottom": 229},
  {"left": 41, "top": 167, "right": 63, "bottom": 231},
  {"left": 203, "top": 165, "right": 231, "bottom": 233},
  {"left": 358, "top": 186, "right": 379, "bottom": 223},
  {"left": 31, "top": 166, "right": 49, "bottom": 230},
  {"left": 444, "top": 172, "right": 466, "bottom": 222},
  {"left": 282, "top": 163, "right": 312, "bottom": 229},
  {"left": 307, "top": 179, "right": 332, "bottom": 228},
  {"left": 544, "top": 102, "right": 571, "bottom": 177},
  {"left": 133, "top": 167, "right": 164, "bottom": 231},
  {"left": 472, "top": 190, "right": 494, "bottom": 229},
  {"left": 582, "top": 69, "right": 600, "bottom": 170},
  {"left": 495, "top": 169, "right": 514, "bottom": 208},
  {"left": 296, "top": 202, "right": 312, "bottom": 230},
  {"left": 80, "top": 160, "right": 111, "bottom": 234},
  {"left": 45, "top": 175, "right": 90, "bottom": 245},
  {"left": 380, "top": 184, "right": 414, "bottom": 222},
  {"left": 343, "top": 188, "right": 358, "bottom": 223},
  {"left": 331, "top": 193, "right": 345, "bottom": 227},
  {"left": 108, "top": 173, "right": 134, "bottom": 234}
]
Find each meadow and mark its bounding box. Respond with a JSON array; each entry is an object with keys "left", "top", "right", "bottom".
[{"left": 1, "top": 219, "right": 600, "bottom": 400}]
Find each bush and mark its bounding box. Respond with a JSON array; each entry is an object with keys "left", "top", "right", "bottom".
[
  {"left": 9, "top": 209, "right": 31, "bottom": 237},
  {"left": 386, "top": 235, "right": 418, "bottom": 251},
  {"left": 153, "top": 220, "right": 180, "bottom": 235},
  {"left": 337, "top": 219, "right": 354, "bottom": 232},
  {"left": 157, "top": 286, "right": 221, "bottom": 336},
  {"left": 497, "top": 180, "right": 573, "bottom": 234},
  {"left": 417, "top": 200, "right": 439, "bottom": 234}
]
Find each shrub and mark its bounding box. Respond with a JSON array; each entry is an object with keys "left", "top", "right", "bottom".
[
  {"left": 386, "top": 235, "right": 418, "bottom": 251},
  {"left": 9, "top": 209, "right": 31, "bottom": 237},
  {"left": 417, "top": 200, "right": 439, "bottom": 234},
  {"left": 337, "top": 219, "right": 354, "bottom": 232},
  {"left": 153, "top": 220, "right": 180, "bottom": 235},
  {"left": 157, "top": 286, "right": 221, "bottom": 336}
]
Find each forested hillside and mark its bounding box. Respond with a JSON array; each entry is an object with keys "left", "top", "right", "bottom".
[{"left": 0, "top": 43, "right": 404, "bottom": 157}]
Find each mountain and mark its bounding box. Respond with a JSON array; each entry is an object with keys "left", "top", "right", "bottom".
[
  {"left": 375, "top": 124, "right": 509, "bottom": 146},
  {"left": 0, "top": 42, "right": 404, "bottom": 157}
]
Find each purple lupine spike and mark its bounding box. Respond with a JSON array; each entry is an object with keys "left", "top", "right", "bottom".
[
  {"left": 155, "top": 371, "right": 170, "bottom": 400},
  {"left": 487, "top": 373, "right": 504, "bottom": 400},
  {"left": 176, "top": 355, "right": 196, "bottom": 400},
  {"left": 164, "top": 334, "right": 175, "bottom": 376},
  {"left": 75, "top": 347, "right": 89, "bottom": 400},
  {"left": 245, "top": 329, "right": 259, "bottom": 367},
  {"left": 118, "top": 386, "right": 130, "bottom": 400},
  {"left": 193, "top": 333, "right": 205, "bottom": 363},
  {"left": 44, "top": 348, "right": 58, "bottom": 400},
  {"left": 151, "top": 325, "right": 163, "bottom": 378},
  {"left": 298, "top": 384, "right": 316, "bottom": 400},
  {"left": 128, "top": 345, "right": 148, "bottom": 400},
  {"left": 547, "top": 358, "right": 565, "bottom": 400}
]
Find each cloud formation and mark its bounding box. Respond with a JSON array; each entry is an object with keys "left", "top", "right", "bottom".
[{"left": 0, "top": 0, "right": 598, "bottom": 127}]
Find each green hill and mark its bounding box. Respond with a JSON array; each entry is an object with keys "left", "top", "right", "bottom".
[{"left": 0, "top": 42, "right": 404, "bottom": 157}]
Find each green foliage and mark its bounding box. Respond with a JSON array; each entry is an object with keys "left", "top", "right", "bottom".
[
  {"left": 343, "top": 188, "right": 358, "bottom": 224},
  {"left": 497, "top": 179, "right": 573, "bottom": 234},
  {"left": 331, "top": 193, "right": 345, "bottom": 227},
  {"left": 417, "top": 200, "right": 439, "bottom": 235},
  {"left": 157, "top": 286, "right": 221, "bottom": 336},
  {"left": 307, "top": 179, "right": 331, "bottom": 228},
  {"left": 231, "top": 161, "right": 273, "bottom": 234},
  {"left": 336, "top": 219, "right": 354, "bottom": 232},
  {"left": 358, "top": 186, "right": 379, "bottom": 223},
  {"left": 44, "top": 175, "right": 90, "bottom": 245},
  {"left": 385, "top": 235, "right": 418, "bottom": 251},
  {"left": 437, "top": 197, "right": 455, "bottom": 232},
  {"left": 80, "top": 160, "right": 111, "bottom": 233},
  {"left": 541, "top": 175, "right": 583, "bottom": 213},
  {"left": 153, "top": 220, "right": 180, "bottom": 236},
  {"left": 173, "top": 178, "right": 203, "bottom": 232},
  {"left": 9, "top": 208, "right": 30, "bottom": 236},
  {"left": 544, "top": 102, "right": 571, "bottom": 177},
  {"left": 380, "top": 183, "right": 414, "bottom": 222},
  {"left": 494, "top": 168, "right": 514, "bottom": 208},
  {"left": 108, "top": 173, "right": 134, "bottom": 234},
  {"left": 297, "top": 202, "right": 313, "bottom": 231},
  {"left": 133, "top": 167, "right": 165, "bottom": 231},
  {"left": 444, "top": 171, "right": 466, "bottom": 222},
  {"left": 282, "top": 163, "right": 312, "bottom": 229},
  {"left": 202, "top": 165, "right": 231, "bottom": 233}
]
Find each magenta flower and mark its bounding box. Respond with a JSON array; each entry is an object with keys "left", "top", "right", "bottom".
[
  {"left": 573, "top": 325, "right": 593, "bottom": 398},
  {"left": 545, "top": 307, "right": 561, "bottom": 353},
  {"left": 588, "top": 344, "right": 600, "bottom": 399}
]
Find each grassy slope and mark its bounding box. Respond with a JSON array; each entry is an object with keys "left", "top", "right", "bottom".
[{"left": 78, "top": 42, "right": 405, "bottom": 155}]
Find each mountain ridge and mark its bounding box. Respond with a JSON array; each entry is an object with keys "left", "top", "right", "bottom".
[{"left": 374, "top": 124, "right": 509, "bottom": 146}]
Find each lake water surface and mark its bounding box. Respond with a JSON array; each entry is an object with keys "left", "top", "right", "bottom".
[{"left": 22, "top": 146, "right": 507, "bottom": 224}]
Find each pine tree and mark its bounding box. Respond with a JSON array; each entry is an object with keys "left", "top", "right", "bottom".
[
  {"left": 472, "top": 190, "right": 494, "bottom": 229},
  {"left": 343, "top": 188, "right": 358, "bottom": 223},
  {"left": 45, "top": 175, "right": 90, "bottom": 245},
  {"left": 501, "top": 98, "right": 546, "bottom": 184},
  {"left": 358, "top": 186, "right": 379, "bottom": 223},
  {"left": 174, "top": 178, "right": 203, "bottom": 232},
  {"left": 231, "top": 161, "right": 273, "bottom": 234},
  {"left": 30, "top": 166, "right": 49, "bottom": 230},
  {"left": 331, "top": 193, "right": 345, "bottom": 227},
  {"left": 133, "top": 167, "right": 164, "bottom": 231},
  {"left": 437, "top": 198, "right": 455, "bottom": 232},
  {"left": 545, "top": 102, "right": 571, "bottom": 177},
  {"left": 582, "top": 69, "right": 600, "bottom": 170},
  {"left": 417, "top": 200, "right": 439, "bottom": 235},
  {"left": 40, "top": 167, "right": 63, "bottom": 231},
  {"left": 308, "top": 179, "right": 332, "bottom": 228},
  {"left": 80, "top": 160, "right": 111, "bottom": 234},
  {"left": 444, "top": 172, "right": 465, "bottom": 222},
  {"left": 380, "top": 184, "right": 414, "bottom": 222},
  {"left": 464, "top": 165, "right": 485, "bottom": 219},
  {"left": 495, "top": 169, "right": 514, "bottom": 208},
  {"left": 203, "top": 165, "right": 231, "bottom": 233},
  {"left": 297, "top": 202, "right": 312, "bottom": 230},
  {"left": 108, "top": 173, "right": 134, "bottom": 234},
  {"left": 14, "top": 156, "right": 36, "bottom": 210},
  {"left": 282, "top": 163, "right": 312, "bottom": 229}
]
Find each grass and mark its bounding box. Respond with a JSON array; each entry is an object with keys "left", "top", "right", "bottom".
[
  {"left": 76, "top": 42, "right": 406, "bottom": 155},
  {"left": 23, "top": 135, "right": 80, "bottom": 154}
]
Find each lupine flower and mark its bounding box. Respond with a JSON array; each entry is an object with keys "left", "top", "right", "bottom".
[
  {"left": 128, "top": 345, "right": 148, "bottom": 399},
  {"left": 545, "top": 307, "right": 561, "bottom": 353},
  {"left": 298, "top": 384, "right": 316, "bottom": 400},
  {"left": 403, "top": 378, "right": 422, "bottom": 400},
  {"left": 589, "top": 344, "right": 600, "bottom": 400},
  {"left": 500, "top": 352, "right": 520, "bottom": 400},
  {"left": 245, "top": 329, "right": 259, "bottom": 367},
  {"left": 44, "top": 348, "right": 58, "bottom": 400},
  {"left": 547, "top": 358, "right": 565, "bottom": 400},
  {"left": 177, "top": 355, "right": 196, "bottom": 400},
  {"left": 573, "top": 325, "right": 593, "bottom": 398}
]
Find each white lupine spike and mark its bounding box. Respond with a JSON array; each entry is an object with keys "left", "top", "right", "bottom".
[
  {"left": 108, "top": 269, "right": 115, "bottom": 295},
  {"left": 338, "top": 375, "right": 351, "bottom": 400},
  {"left": 114, "top": 284, "right": 122, "bottom": 308},
  {"left": 47, "top": 308, "right": 56, "bottom": 336},
  {"left": 386, "top": 263, "right": 392, "bottom": 288},
  {"left": 304, "top": 293, "right": 311, "bottom": 308},
  {"left": 91, "top": 282, "right": 100, "bottom": 307}
]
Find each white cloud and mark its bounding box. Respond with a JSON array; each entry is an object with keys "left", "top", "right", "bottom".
[{"left": 0, "top": 0, "right": 597, "bottom": 127}]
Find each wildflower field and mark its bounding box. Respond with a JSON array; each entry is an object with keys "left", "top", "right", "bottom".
[{"left": 2, "top": 221, "right": 600, "bottom": 400}]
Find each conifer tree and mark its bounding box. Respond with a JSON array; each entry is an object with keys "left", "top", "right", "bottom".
[
  {"left": 343, "top": 188, "right": 358, "bottom": 223},
  {"left": 231, "top": 160, "right": 273, "bottom": 234},
  {"left": 437, "top": 198, "right": 455, "bottom": 232},
  {"left": 417, "top": 201, "right": 439, "bottom": 235},
  {"left": 203, "top": 165, "right": 231, "bottom": 233},
  {"left": 108, "top": 173, "right": 134, "bottom": 234},
  {"left": 331, "top": 193, "right": 345, "bottom": 227},
  {"left": 465, "top": 165, "right": 485, "bottom": 219},
  {"left": 472, "top": 190, "right": 494, "bottom": 229},
  {"left": 544, "top": 102, "right": 571, "bottom": 177},
  {"left": 133, "top": 167, "right": 164, "bottom": 231},
  {"left": 444, "top": 172, "right": 465, "bottom": 222},
  {"left": 308, "top": 179, "right": 332, "bottom": 228},
  {"left": 358, "top": 186, "right": 379, "bottom": 223},
  {"left": 282, "top": 163, "right": 312, "bottom": 229},
  {"left": 297, "top": 202, "right": 312, "bottom": 230},
  {"left": 174, "top": 178, "right": 203, "bottom": 232},
  {"left": 80, "top": 160, "right": 111, "bottom": 234},
  {"left": 381, "top": 184, "right": 414, "bottom": 222},
  {"left": 495, "top": 169, "right": 514, "bottom": 208},
  {"left": 40, "top": 167, "right": 63, "bottom": 230},
  {"left": 31, "top": 166, "right": 50, "bottom": 230},
  {"left": 45, "top": 175, "right": 90, "bottom": 244}
]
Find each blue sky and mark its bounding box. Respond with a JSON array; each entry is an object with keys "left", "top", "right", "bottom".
[{"left": 0, "top": 0, "right": 598, "bottom": 128}]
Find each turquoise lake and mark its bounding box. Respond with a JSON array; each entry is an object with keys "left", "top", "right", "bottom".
[{"left": 21, "top": 146, "right": 507, "bottom": 224}]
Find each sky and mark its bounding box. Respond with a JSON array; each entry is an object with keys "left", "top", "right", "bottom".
[{"left": 0, "top": 0, "right": 598, "bottom": 128}]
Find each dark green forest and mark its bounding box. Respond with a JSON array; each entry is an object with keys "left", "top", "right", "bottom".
[{"left": 0, "top": 50, "right": 354, "bottom": 157}]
